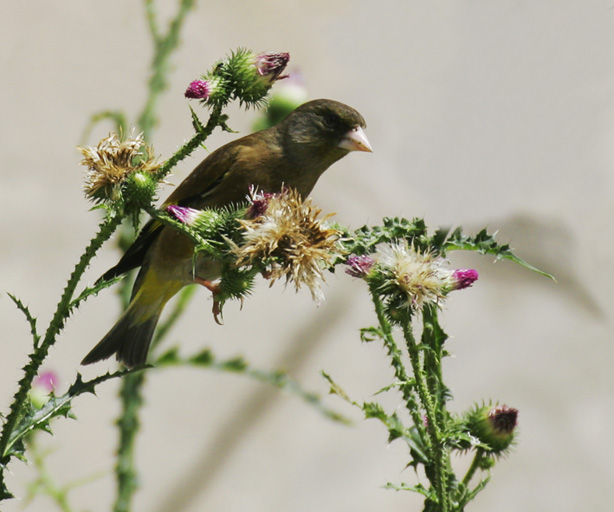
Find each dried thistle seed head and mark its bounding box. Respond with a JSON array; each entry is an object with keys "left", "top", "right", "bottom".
[
  {"left": 374, "top": 242, "right": 480, "bottom": 310},
  {"left": 231, "top": 188, "right": 341, "bottom": 302},
  {"left": 376, "top": 241, "right": 449, "bottom": 309},
  {"left": 79, "top": 131, "right": 160, "bottom": 203}
]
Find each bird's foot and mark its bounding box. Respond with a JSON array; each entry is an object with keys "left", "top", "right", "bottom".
[{"left": 194, "top": 277, "right": 224, "bottom": 325}]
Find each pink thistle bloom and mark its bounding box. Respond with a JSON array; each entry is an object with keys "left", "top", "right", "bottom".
[
  {"left": 451, "top": 269, "right": 479, "bottom": 290},
  {"left": 254, "top": 52, "right": 290, "bottom": 83},
  {"left": 166, "top": 205, "right": 201, "bottom": 225},
  {"left": 246, "top": 187, "right": 279, "bottom": 219},
  {"left": 185, "top": 80, "right": 211, "bottom": 100},
  {"left": 345, "top": 255, "right": 375, "bottom": 278},
  {"left": 488, "top": 404, "right": 518, "bottom": 435},
  {"left": 34, "top": 370, "right": 58, "bottom": 393}
]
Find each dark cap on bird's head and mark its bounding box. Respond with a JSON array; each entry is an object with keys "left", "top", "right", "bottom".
[{"left": 281, "top": 99, "right": 372, "bottom": 156}]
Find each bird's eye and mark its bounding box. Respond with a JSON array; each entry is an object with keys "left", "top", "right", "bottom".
[{"left": 322, "top": 114, "right": 340, "bottom": 130}]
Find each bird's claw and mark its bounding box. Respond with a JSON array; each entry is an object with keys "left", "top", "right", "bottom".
[{"left": 194, "top": 277, "right": 224, "bottom": 325}]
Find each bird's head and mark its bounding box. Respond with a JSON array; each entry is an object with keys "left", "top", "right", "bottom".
[{"left": 280, "top": 99, "right": 372, "bottom": 166}]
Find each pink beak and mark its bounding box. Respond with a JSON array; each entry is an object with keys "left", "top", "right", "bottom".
[{"left": 338, "top": 126, "right": 373, "bottom": 153}]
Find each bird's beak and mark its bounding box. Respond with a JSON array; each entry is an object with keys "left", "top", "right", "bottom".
[{"left": 338, "top": 126, "right": 373, "bottom": 153}]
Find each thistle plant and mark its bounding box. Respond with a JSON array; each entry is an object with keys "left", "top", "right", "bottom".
[
  {"left": 0, "top": 15, "right": 551, "bottom": 512},
  {"left": 0, "top": 45, "right": 298, "bottom": 505},
  {"left": 153, "top": 196, "right": 548, "bottom": 512}
]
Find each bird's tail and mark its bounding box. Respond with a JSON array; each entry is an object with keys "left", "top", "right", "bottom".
[{"left": 81, "top": 300, "right": 164, "bottom": 368}]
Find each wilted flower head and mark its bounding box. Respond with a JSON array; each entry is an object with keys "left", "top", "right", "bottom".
[
  {"left": 345, "top": 255, "right": 376, "bottom": 278},
  {"left": 79, "top": 131, "right": 160, "bottom": 203},
  {"left": 231, "top": 188, "right": 341, "bottom": 302},
  {"left": 376, "top": 242, "right": 449, "bottom": 309}
]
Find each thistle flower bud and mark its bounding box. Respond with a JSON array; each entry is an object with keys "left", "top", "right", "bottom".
[
  {"left": 221, "top": 49, "right": 289, "bottom": 106},
  {"left": 189, "top": 49, "right": 289, "bottom": 108},
  {"left": 253, "top": 52, "right": 290, "bottom": 84},
  {"left": 466, "top": 404, "right": 518, "bottom": 455},
  {"left": 345, "top": 255, "right": 376, "bottom": 278},
  {"left": 29, "top": 370, "right": 59, "bottom": 409},
  {"left": 450, "top": 268, "right": 479, "bottom": 291},
  {"left": 185, "top": 80, "right": 211, "bottom": 100},
  {"left": 166, "top": 205, "right": 222, "bottom": 239},
  {"left": 166, "top": 205, "right": 201, "bottom": 225}
]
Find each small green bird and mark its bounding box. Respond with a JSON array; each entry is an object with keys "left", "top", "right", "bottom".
[{"left": 82, "top": 99, "right": 372, "bottom": 367}]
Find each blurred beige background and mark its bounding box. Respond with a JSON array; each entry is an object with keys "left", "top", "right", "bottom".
[{"left": 2, "top": 1, "right": 613, "bottom": 511}]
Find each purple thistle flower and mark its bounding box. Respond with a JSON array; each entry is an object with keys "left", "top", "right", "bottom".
[
  {"left": 34, "top": 370, "right": 58, "bottom": 393},
  {"left": 185, "top": 80, "right": 211, "bottom": 100},
  {"left": 166, "top": 205, "right": 201, "bottom": 225},
  {"left": 451, "top": 268, "right": 479, "bottom": 290},
  {"left": 345, "top": 255, "right": 375, "bottom": 278},
  {"left": 488, "top": 405, "right": 518, "bottom": 435},
  {"left": 254, "top": 52, "right": 290, "bottom": 83},
  {"left": 246, "top": 187, "right": 278, "bottom": 218}
]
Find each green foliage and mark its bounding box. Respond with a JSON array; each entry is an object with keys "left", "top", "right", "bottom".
[
  {"left": 323, "top": 222, "right": 548, "bottom": 512},
  {"left": 445, "top": 227, "right": 554, "bottom": 278},
  {"left": 156, "top": 349, "right": 349, "bottom": 424},
  {"left": 7, "top": 293, "right": 41, "bottom": 348},
  {"left": 1, "top": 17, "right": 550, "bottom": 508}
]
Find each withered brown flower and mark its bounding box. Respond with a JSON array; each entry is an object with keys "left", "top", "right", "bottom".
[
  {"left": 231, "top": 189, "right": 342, "bottom": 302},
  {"left": 79, "top": 131, "right": 160, "bottom": 203}
]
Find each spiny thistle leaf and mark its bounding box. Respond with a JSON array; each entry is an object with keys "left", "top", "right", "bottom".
[
  {"left": 444, "top": 227, "right": 554, "bottom": 279},
  {"left": 7, "top": 293, "right": 40, "bottom": 348},
  {"left": 3, "top": 369, "right": 140, "bottom": 460},
  {"left": 155, "top": 350, "right": 348, "bottom": 424},
  {"left": 359, "top": 326, "right": 385, "bottom": 343},
  {"left": 189, "top": 105, "right": 206, "bottom": 134},
  {"left": 384, "top": 481, "right": 434, "bottom": 498},
  {"left": 69, "top": 276, "right": 123, "bottom": 312}
]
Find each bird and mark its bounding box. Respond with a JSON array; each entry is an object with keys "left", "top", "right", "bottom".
[{"left": 81, "top": 99, "right": 372, "bottom": 367}]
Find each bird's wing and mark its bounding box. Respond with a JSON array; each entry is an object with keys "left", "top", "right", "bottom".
[
  {"left": 98, "top": 141, "right": 244, "bottom": 282},
  {"left": 163, "top": 140, "right": 244, "bottom": 208}
]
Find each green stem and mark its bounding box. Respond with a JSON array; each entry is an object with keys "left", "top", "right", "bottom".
[
  {"left": 137, "top": 0, "right": 196, "bottom": 141},
  {"left": 0, "top": 212, "right": 122, "bottom": 498},
  {"left": 154, "top": 103, "right": 224, "bottom": 182},
  {"left": 113, "top": 371, "right": 146, "bottom": 512},
  {"left": 368, "top": 290, "right": 429, "bottom": 451},
  {"left": 462, "top": 448, "right": 485, "bottom": 487},
  {"left": 27, "top": 437, "right": 74, "bottom": 512},
  {"left": 402, "top": 321, "right": 449, "bottom": 512}
]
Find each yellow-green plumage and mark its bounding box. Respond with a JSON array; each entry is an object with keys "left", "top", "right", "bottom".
[{"left": 82, "top": 99, "right": 371, "bottom": 367}]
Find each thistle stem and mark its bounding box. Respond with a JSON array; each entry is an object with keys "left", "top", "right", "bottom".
[
  {"left": 402, "top": 322, "right": 449, "bottom": 512},
  {"left": 368, "top": 290, "right": 430, "bottom": 452},
  {"left": 462, "top": 448, "right": 485, "bottom": 487},
  {"left": 113, "top": 371, "right": 146, "bottom": 512},
  {"left": 137, "top": 0, "right": 196, "bottom": 141},
  {"left": 0, "top": 211, "right": 122, "bottom": 497}
]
